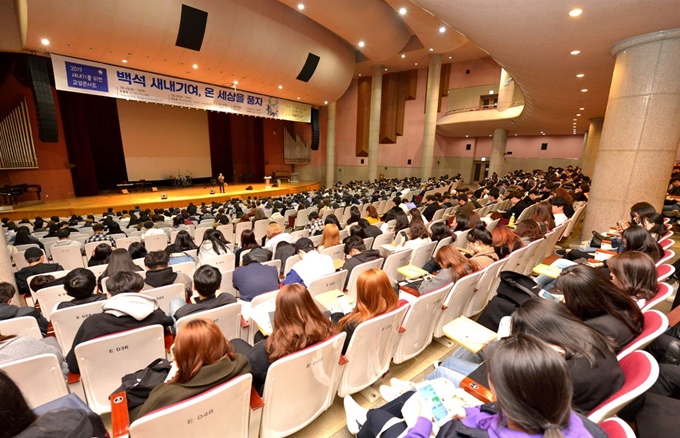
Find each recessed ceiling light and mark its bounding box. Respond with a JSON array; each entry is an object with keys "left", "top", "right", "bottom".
[
  {"left": 297, "top": 97, "right": 300, "bottom": 100},
  {"left": 576, "top": 113, "right": 581, "bottom": 116},
  {"left": 297, "top": 3, "right": 304, "bottom": 10},
  {"left": 573, "top": 118, "right": 577, "bottom": 121},
  {"left": 122, "top": 59, "right": 128, "bottom": 63},
  {"left": 489, "top": 135, "right": 492, "bottom": 137},
  {"left": 571, "top": 50, "right": 581, "bottom": 55},
  {"left": 414, "top": 63, "right": 418, "bottom": 66},
  {"left": 358, "top": 41, "right": 365, "bottom": 48},
  {"left": 569, "top": 8, "right": 583, "bottom": 17},
  {"left": 324, "top": 101, "right": 328, "bottom": 104},
  {"left": 233, "top": 80, "right": 238, "bottom": 85},
  {"left": 359, "top": 74, "right": 362, "bottom": 76},
  {"left": 192, "top": 64, "right": 198, "bottom": 69},
  {"left": 384, "top": 68, "right": 388, "bottom": 71},
  {"left": 429, "top": 48, "right": 434, "bottom": 52},
  {"left": 401, "top": 54, "right": 405, "bottom": 58},
  {"left": 514, "top": 134, "right": 518, "bottom": 136},
  {"left": 439, "top": 26, "right": 446, "bottom": 33},
  {"left": 579, "top": 107, "right": 585, "bottom": 110},
  {"left": 465, "top": 135, "right": 469, "bottom": 138},
  {"left": 278, "top": 85, "right": 283, "bottom": 89},
  {"left": 448, "top": 56, "right": 452, "bottom": 59},
  {"left": 576, "top": 73, "right": 584, "bottom": 78},
  {"left": 399, "top": 7, "right": 407, "bottom": 15},
  {"left": 41, "top": 38, "right": 50, "bottom": 46},
  {"left": 581, "top": 89, "right": 588, "bottom": 92}
]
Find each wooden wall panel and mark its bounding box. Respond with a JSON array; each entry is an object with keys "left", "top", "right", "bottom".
[
  {"left": 379, "top": 73, "right": 399, "bottom": 144},
  {"left": 355, "top": 77, "right": 371, "bottom": 157}
]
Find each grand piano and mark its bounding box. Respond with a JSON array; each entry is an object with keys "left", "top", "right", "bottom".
[{"left": 0, "top": 184, "right": 42, "bottom": 205}]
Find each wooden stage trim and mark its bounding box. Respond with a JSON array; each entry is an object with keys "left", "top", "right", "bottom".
[{"left": 2, "top": 181, "right": 321, "bottom": 220}]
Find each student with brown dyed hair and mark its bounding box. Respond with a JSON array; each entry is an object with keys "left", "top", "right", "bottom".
[
  {"left": 243, "top": 283, "right": 338, "bottom": 395},
  {"left": 531, "top": 201, "right": 556, "bottom": 233},
  {"left": 365, "top": 205, "right": 380, "bottom": 225},
  {"left": 418, "top": 245, "right": 479, "bottom": 295},
  {"left": 318, "top": 223, "right": 340, "bottom": 252},
  {"left": 491, "top": 225, "right": 524, "bottom": 259},
  {"left": 608, "top": 251, "right": 658, "bottom": 306},
  {"left": 334, "top": 269, "right": 400, "bottom": 353},
  {"left": 130, "top": 319, "right": 251, "bottom": 421}
]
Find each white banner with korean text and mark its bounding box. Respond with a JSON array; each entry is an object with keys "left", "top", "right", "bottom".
[{"left": 51, "top": 54, "right": 312, "bottom": 123}]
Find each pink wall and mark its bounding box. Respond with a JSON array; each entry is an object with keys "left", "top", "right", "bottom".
[
  {"left": 449, "top": 58, "right": 502, "bottom": 89},
  {"left": 506, "top": 135, "right": 583, "bottom": 159}
]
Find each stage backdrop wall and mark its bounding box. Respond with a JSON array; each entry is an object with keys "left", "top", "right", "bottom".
[{"left": 116, "top": 100, "right": 212, "bottom": 181}]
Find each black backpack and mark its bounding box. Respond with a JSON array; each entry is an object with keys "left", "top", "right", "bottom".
[
  {"left": 112, "top": 358, "right": 172, "bottom": 409},
  {"left": 476, "top": 271, "right": 540, "bottom": 331}
]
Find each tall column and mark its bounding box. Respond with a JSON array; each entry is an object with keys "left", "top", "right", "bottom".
[
  {"left": 579, "top": 118, "right": 604, "bottom": 179},
  {"left": 0, "top": 232, "right": 20, "bottom": 305},
  {"left": 421, "top": 54, "right": 442, "bottom": 180},
  {"left": 488, "top": 128, "right": 507, "bottom": 179},
  {"left": 583, "top": 29, "right": 680, "bottom": 236},
  {"left": 367, "top": 65, "right": 383, "bottom": 181},
  {"left": 325, "top": 102, "right": 336, "bottom": 188}
]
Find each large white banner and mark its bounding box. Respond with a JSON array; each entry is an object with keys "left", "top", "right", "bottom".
[{"left": 51, "top": 54, "right": 312, "bottom": 123}]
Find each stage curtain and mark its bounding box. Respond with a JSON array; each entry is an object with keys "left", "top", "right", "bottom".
[
  {"left": 57, "top": 91, "right": 128, "bottom": 195},
  {"left": 208, "top": 111, "right": 234, "bottom": 182}
]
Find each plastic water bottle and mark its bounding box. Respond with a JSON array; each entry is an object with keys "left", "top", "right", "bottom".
[{"left": 509, "top": 213, "right": 516, "bottom": 227}]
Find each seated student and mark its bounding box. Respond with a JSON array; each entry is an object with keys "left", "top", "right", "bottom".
[
  {"left": 345, "top": 334, "right": 607, "bottom": 438},
  {"left": 513, "top": 218, "right": 545, "bottom": 245},
  {"left": 556, "top": 264, "right": 643, "bottom": 350},
  {"left": 142, "top": 251, "right": 193, "bottom": 298},
  {"left": 333, "top": 269, "right": 400, "bottom": 354},
  {"left": 306, "top": 211, "right": 325, "bottom": 236},
  {"left": 466, "top": 224, "right": 499, "bottom": 269},
  {"left": 128, "top": 241, "right": 148, "bottom": 260},
  {"left": 549, "top": 196, "right": 573, "bottom": 226},
  {"left": 531, "top": 201, "right": 556, "bottom": 233},
  {"left": 234, "top": 229, "right": 260, "bottom": 267},
  {"left": 14, "top": 247, "right": 64, "bottom": 296},
  {"left": 172, "top": 265, "right": 236, "bottom": 319},
  {"left": 97, "top": 248, "right": 144, "bottom": 292},
  {"left": 0, "top": 371, "right": 108, "bottom": 438},
  {"left": 356, "top": 218, "right": 382, "bottom": 239},
  {"left": 88, "top": 243, "right": 112, "bottom": 267},
  {"left": 317, "top": 223, "right": 340, "bottom": 252},
  {"left": 263, "top": 222, "right": 292, "bottom": 253},
  {"left": 500, "top": 190, "right": 529, "bottom": 221},
  {"left": 395, "top": 220, "right": 431, "bottom": 250},
  {"left": 233, "top": 283, "right": 337, "bottom": 395},
  {"left": 282, "top": 238, "right": 335, "bottom": 287},
  {"left": 607, "top": 251, "right": 658, "bottom": 307},
  {"left": 52, "top": 228, "right": 85, "bottom": 254},
  {"left": 129, "top": 319, "right": 251, "bottom": 422},
  {"left": 84, "top": 223, "right": 117, "bottom": 247},
  {"left": 418, "top": 245, "right": 479, "bottom": 295},
  {"left": 197, "top": 228, "right": 232, "bottom": 266},
  {"left": 66, "top": 272, "right": 174, "bottom": 373},
  {"left": 0, "top": 282, "right": 48, "bottom": 336},
  {"left": 491, "top": 225, "right": 523, "bottom": 259},
  {"left": 57, "top": 268, "right": 107, "bottom": 310},
  {"left": 232, "top": 248, "right": 279, "bottom": 302},
  {"left": 428, "top": 299, "right": 623, "bottom": 414},
  {"left": 340, "top": 237, "right": 382, "bottom": 289},
  {"left": 140, "top": 221, "right": 166, "bottom": 241}
]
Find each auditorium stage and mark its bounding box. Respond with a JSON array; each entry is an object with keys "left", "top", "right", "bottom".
[{"left": 0, "top": 181, "right": 321, "bottom": 221}]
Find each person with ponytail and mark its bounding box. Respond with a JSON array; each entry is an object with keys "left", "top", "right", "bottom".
[
  {"left": 344, "top": 333, "right": 607, "bottom": 437},
  {"left": 466, "top": 223, "right": 499, "bottom": 269}
]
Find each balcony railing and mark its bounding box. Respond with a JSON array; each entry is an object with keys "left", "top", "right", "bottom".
[{"left": 444, "top": 100, "right": 524, "bottom": 116}]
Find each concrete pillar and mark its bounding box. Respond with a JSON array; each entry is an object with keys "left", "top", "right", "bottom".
[
  {"left": 488, "top": 128, "right": 507, "bottom": 179},
  {"left": 0, "top": 233, "right": 20, "bottom": 305},
  {"left": 325, "top": 102, "right": 336, "bottom": 188},
  {"left": 421, "top": 54, "right": 442, "bottom": 180},
  {"left": 582, "top": 29, "right": 680, "bottom": 237},
  {"left": 580, "top": 118, "right": 604, "bottom": 179},
  {"left": 367, "top": 65, "right": 383, "bottom": 182}
]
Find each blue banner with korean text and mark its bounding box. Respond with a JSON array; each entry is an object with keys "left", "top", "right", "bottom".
[{"left": 51, "top": 54, "right": 311, "bottom": 123}]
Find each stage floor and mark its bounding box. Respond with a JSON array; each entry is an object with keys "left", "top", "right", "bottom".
[{"left": 1, "top": 181, "right": 321, "bottom": 220}]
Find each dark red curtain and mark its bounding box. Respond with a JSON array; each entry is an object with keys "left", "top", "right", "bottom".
[
  {"left": 208, "top": 111, "right": 234, "bottom": 182},
  {"left": 57, "top": 91, "right": 127, "bottom": 195}
]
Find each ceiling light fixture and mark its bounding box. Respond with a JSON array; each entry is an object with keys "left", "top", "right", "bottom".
[
  {"left": 233, "top": 80, "right": 238, "bottom": 85},
  {"left": 576, "top": 113, "right": 581, "bottom": 116},
  {"left": 448, "top": 56, "right": 452, "bottom": 59},
  {"left": 576, "top": 73, "right": 584, "bottom": 78},
  {"left": 278, "top": 85, "right": 283, "bottom": 89},
  {"left": 399, "top": 7, "right": 407, "bottom": 15},
  {"left": 297, "top": 3, "right": 304, "bottom": 10},
  {"left": 579, "top": 107, "right": 585, "bottom": 110},
  {"left": 41, "top": 38, "right": 50, "bottom": 46},
  {"left": 581, "top": 89, "right": 588, "bottom": 92},
  {"left": 569, "top": 8, "right": 583, "bottom": 17},
  {"left": 429, "top": 48, "right": 434, "bottom": 52},
  {"left": 439, "top": 26, "right": 446, "bottom": 33},
  {"left": 401, "top": 54, "right": 405, "bottom": 58},
  {"left": 324, "top": 101, "right": 328, "bottom": 104},
  {"left": 122, "top": 59, "right": 128, "bottom": 63},
  {"left": 358, "top": 41, "right": 365, "bottom": 48},
  {"left": 297, "top": 97, "right": 300, "bottom": 100},
  {"left": 414, "top": 63, "right": 418, "bottom": 66},
  {"left": 192, "top": 64, "right": 198, "bottom": 69},
  {"left": 359, "top": 74, "right": 362, "bottom": 76},
  {"left": 570, "top": 50, "right": 581, "bottom": 55},
  {"left": 384, "top": 68, "right": 388, "bottom": 71}
]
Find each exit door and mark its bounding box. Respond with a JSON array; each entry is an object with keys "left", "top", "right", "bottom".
[{"left": 473, "top": 161, "right": 489, "bottom": 182}]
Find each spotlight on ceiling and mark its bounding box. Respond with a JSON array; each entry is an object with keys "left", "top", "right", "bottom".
[
  {"left": 569, "top": 8, "right": 583, "bottom": 17},
  {"left": 41, "top": 38, "right": 50, "bottom": 46},
  {"left": 399, "top": 7, "right": 407, "bottom": 15},
  {"left": 358, "top": 41, "right": 365, "bottom": 48}
]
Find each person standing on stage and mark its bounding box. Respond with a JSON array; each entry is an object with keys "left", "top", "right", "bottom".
[{"left": 218, "top": 173, "right": 226, "bottom": 193}]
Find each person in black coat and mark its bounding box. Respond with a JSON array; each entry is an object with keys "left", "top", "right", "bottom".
[
  {"left": 501, "top": 190, "right": 528, "bottom": 220},
  {"left": 340, "top": 237, "right": 382, "bottom": 289}
]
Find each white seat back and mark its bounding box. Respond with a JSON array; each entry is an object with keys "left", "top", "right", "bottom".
[
  {"left": 0, "top": 316, "right": 42, "bottom": 339},
  {"left": 382, "top": 249, "right": 413, "bottom": 283},
  {"left": 290, "top": 229, "right": 309, "bottom": 242},
  {"left": 253, "top": 219, "right": 270, "bottom": 241},
  {"left": 75, "top": 325, "right": 166, "bottom": 414},
  {"left": 465, "top": 258, "right": 507, "bottom": 317},
  {"left": 115, "top": 236, "right": 141, "bottom": 251},
  {"left": 144, "top": 234, "right": 168, "bottom": 252},
  {"left": 219, "top": 269, "right": 239, "bottom": 297},
  {"left": 202, "top": 253, "right": 236, "bottom": 272},
  {"left": 307, "top": 271, "right": 349, "bottom": 299},
  {"left": 234, "top": 222, "right": 253, "bottom": 243},
  {"left": 194, "top": 227, "right": 209, "bottom": 246},
  {"left": 283, "top": 254, "right": 301, "bottom": 276},
  {"left": 320, "top": 243, "right": 345, "bottom": 260},
  {"left": 432, "top": 270, "right": 484, "bottom": 337},
  {"left": 84, "top": 240, "right": 111, "bottom": 261},
  {"left": 14, "top": 247, "right": 42, "bottom": 270},
  {"left": 502, "top": 245, "right": 530, "bottom": 273},
  {"left": 51, "top": 245, "right": 84, "bottom": 270},
  {"left": 142, "top": 283, "right": 185, "bottom": 315},
  {"left": 129, "top": 374, "right": 253, "bottom": 438},
  {"left": 245, "top": 289, "right": 280, "bottom": 344},
  {"left": 309, "top": 234, "right": 323, "bottom": 247},
  {"left": 393, "top": 285, "right": 449, "bottom": 364},
  {"left": 346, "top": 258, "right": 384, "bottom": 300},
  {"left": 371, "top": 232, "right": 395, "bottom": 251},
  {"left": 175, "top": 302, "right": 242, "bottom": 341},
  {"left": 432, "top": 236, "right": 453, "bottom": 258},
  {"left": 431, "top": 208, "right": 445, "bottom": 221},
  {"left": 409, "top": 241, "right": 437, "bottom": 268},
  {"left": 51, "top": 300, "right": 106, "bottom": 355},
  {"left": 453, "top": 229, "right": 471, "bottom": 248},
  {"left": 35, "top": 284, "right": 70, "bottom": 320},
  {"left": 486, "top": 218, "right": 501, "bottom": 232},
  {"left": 171, "top": 261, "right": 196, "bottom": 279},
  {"left": 363, "top": 237, "right": 374, "bottom": 250},
  {"left": 0, "top": 354, "right": 68, "bottom": 408},
  {"left": 216, "top": 224, "right": 234, "bottom": 244},
  {"left": 337, "top": 304, "right": 410, "bottom": 397},
  {"left": 87, "top": 263, "right": 108, "bottom": 278},
  {"left": 260, "top": 333, "right": 347, "bottom": 438},
  {"left": 261, "top": 258, "right": 282, "bottom": 273}
]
